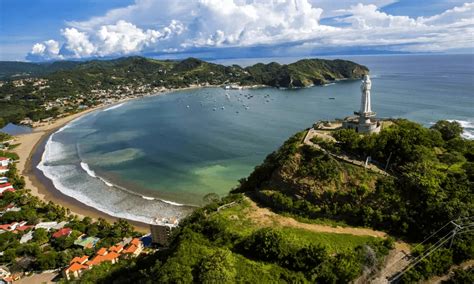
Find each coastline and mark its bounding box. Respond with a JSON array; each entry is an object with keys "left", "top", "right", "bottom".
[
  {"left": 11, "top": 83, "right": 267, "bottom": 233},
  {"left": 14, "top": 96, "right": 159, "bottom": 232}
]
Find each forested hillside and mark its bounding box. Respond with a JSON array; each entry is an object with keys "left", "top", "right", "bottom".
[
  {"left": 71, "top": 120, "right": 473, "bottom": 283},
  {"left": 0, "top": 57, "right": 368, "bottom": 127}
]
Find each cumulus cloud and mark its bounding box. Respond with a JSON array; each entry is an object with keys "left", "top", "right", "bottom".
[
  {"left": 27, "top": 0, "right": 474, "bottom": 61},
  {"left": 28, "top": 40, "right": 62, "bottom": 60}
]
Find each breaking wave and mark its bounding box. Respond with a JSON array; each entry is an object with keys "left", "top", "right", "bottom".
[
  {"left": 103, "top": 103, "right": 125, "bottom": 112},
  {"left": 448, "top": 120, "right": 474, "bottom": 140},
  {"left": 80, "top": 162, "right": 96, "bottom": 178},
  {"left": 37, "top": 117, "right": 193, "bottom": 224}
]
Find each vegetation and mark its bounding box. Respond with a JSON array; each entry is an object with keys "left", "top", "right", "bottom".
[
  {"left": 0, "top": 158, "right": 139, "bottom": 276},
  {"left": 0, "top": 56, "right": 367, "bottom": 126},
  {"left": 233, "top": 119, "right": 473, "bottom": 282},
  {"left": 77, "top": 194, "right": 393, "bottom": 283}
]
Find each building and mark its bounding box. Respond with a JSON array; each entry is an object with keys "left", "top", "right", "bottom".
[
  {"left": 52, "top": 227, "right": 72, "bottom": 239},
  {"left": 0, "top": 167, "right": 8, "bottom": 175},
  {"left": 342, "top": 75, "right": 381, "bottom": 134},
  {"left": 150, "top": 218, "right": 178, "bottom": 246},
  {"left": 122, "top": 238, "right": 143, "bottom": 257},
  {"left": 0, "top": 158, "right": 10, "bottom": 167},
  {"left": 63, "top": 256, "right": 89, "bottom": 281},
  {"left": 63, "top": 239, "right": 144, "bottom": 280}
]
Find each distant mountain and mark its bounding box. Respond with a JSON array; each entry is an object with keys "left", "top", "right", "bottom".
[
  {"left": 0, "top": 56, "right": 368, "bottom": 88},
  {"left": 245, "top": 59, "right": 368, "bottom": 88},
  {"left": 0, "top": 56, "right": 368, "bottom": 126},
  {"left": 0, "top": 61, "right": 81, "bottom": 80}
]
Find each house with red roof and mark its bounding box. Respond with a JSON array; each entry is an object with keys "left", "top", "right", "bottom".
[
  {"left": 122, "top": 238, "right": 143, "bottom": 257},
  {"left": 0, "top": 221, "right": 28, "bottom": 232},
  {"left": 52, "top": 227, "right": 72, "bottom": 239},
  {"left": 63, "top": 238, "right": 145, "bottom": 280}
]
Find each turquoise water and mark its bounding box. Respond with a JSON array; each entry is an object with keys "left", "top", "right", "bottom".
[{"left": 38, "top": 54, "right": 474, "bottom": 224}]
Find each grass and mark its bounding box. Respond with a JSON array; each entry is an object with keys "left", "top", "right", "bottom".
[
  {"left": 211, "top": 199, "right": 379, "bottom": 254},
  {"left": 281, "top": 227, "right": 377, "bottom": 254}
]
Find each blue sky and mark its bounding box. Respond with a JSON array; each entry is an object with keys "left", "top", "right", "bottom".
[{"left": 0, "top": 0, "right": 472, "bottom": 61}]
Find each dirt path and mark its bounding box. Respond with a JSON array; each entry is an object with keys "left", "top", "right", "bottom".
[
  {"left": 245, "top": 197, "right": 388, "bottom": 238},
  {"left": 304, "top": 128, "right": 390, "bottom": 176},
  {"left": 244, "top": 198, "right": 413, "bottom": 283}
]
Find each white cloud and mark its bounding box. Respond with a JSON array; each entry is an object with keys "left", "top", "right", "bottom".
[
  {"left": 61, "top": 28, "right": 96, "bottom": 58},
  {"left": 28, "top": 40, "right": 62, "bottom": 60},
  {"left": 27, "top": 0, "right": 474, "bottom": 60},
  {"left": 342, "top": 4, "right": 420, "bottom": 29}
]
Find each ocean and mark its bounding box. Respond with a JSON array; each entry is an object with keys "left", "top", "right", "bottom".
[{"left": 36, "top": 54, "right": 474, "bottom": 224}]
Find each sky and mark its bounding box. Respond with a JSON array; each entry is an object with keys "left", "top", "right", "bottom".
[{"left": 0, "top": 0, "right": 473, "bottom": 61}]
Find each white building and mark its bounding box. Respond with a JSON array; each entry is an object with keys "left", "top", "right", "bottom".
[
  {"left": 342, "top": 75, "right": 381, "bottom": 134},
  {"left": 0, "top": 157, "right": 11, "bottom": 167}
]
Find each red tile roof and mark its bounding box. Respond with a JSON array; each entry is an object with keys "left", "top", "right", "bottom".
[
  {"left": 15, "top": 225, "right": 33, "bottom": 231},
  {"left": 0, "top": 183, "right": 12, "bottom": 188},
  {"left": 86, "top": 251, "right": 120, "bottom": 266},
  {"left": 0, "top": 223, "right": 12, "bottom": 230},
  {"left": 66, "top": 262, "right": 88, "bottom": 273},
  {"left": 70, "top": 255, "right": 89, "bottom": 265},
  {"left": 96, "top": 248, "right": 107, "bottom": 256},
  {"left": 0, "top": 157, "right": 9, "bottom": 161},
  {"left": 52, "top": 227, "right": 72, "bottom": 238},
  {"left": 123, "top": 244, "right": 138, "bottom": 254},
  {"left": 109, "top": 244, "right": 123, "bottom": 253},
  {"left": 131, "top": 238, "right": 140, "bottom": 246}
]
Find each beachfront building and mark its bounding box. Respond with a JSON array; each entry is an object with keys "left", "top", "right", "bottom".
[
  {"left": 63, "top": 256, "right": 89, "bottom": 281},
  {"left": 63, "top": 238, "right": 145, "bottom": 280},
  {"left": 52, "top": 227, "right": 72, "bottom": 239},
  {"left": 0, "top": 167, "right": 8, "bottom": 175},
  {"left": 150, "top": 217, "right": 178, "bottom": 246},
  {"left": 342, "top": 75, "right": 381, "bottom": 134},
  {"left": 0, "top": 158, "right": 10, "bottom": 167},
  {"left": 122, "top": 238, "right": 143, "bottom": 257}
]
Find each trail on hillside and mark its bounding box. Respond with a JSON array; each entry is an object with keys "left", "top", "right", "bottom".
[
  {"left": 245, "top": 197, "right": 388, "bottom": 238},
  {"left": 244, "top": 197, "right": 412, "bottom": 283}
]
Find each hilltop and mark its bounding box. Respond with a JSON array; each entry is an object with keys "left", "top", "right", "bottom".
[
  {"left": 66, "top": 119, "right": 472, "bottom": 283},
  {"left": 0, "top": 56, "right": 367, "bottom": 127}
]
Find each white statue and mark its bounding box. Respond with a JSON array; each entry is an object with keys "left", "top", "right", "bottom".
[{"left": 360, "top": 74, "right": 372, "bottom": 115}]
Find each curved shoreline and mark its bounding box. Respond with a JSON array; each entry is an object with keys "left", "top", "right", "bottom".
[
  {"left": 15, "top": 99, "right": 153, "bottom": 232},
  {"left": 13, "top": 85, "right": 231, "bottom": 234},
  {"left": 14, "top": 85, "right": 223, "bottom": 232}
]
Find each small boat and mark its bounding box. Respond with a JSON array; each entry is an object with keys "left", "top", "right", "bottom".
[
  {"left": 329, "top": 97, "right": 336, "bottom": 100},
  {"left": 186, "top": 105, "right": 190, "bottom": 108}
]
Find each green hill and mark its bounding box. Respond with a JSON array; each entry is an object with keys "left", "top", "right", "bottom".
[
  {"left": 0, "top": 56, "right": 368, "bottom": 127},
  {"left": 73, "top": 119, "right": 473, "bottom": 283},
  {"left": 0, "top": 61, "right": 80, "bottom": 79}
]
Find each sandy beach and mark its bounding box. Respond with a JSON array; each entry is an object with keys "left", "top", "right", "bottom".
[
  {"left": 13, "top": 104, "right": 152, "bottom": 232},
  {"left": 10, "top": 85, "right": 221, "bottom": 233}
]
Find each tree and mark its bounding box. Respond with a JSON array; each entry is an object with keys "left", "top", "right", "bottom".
[
  {"left": 35, "top": 251, "right": 58, "bottom": 270},
  {"left": 33, "top": 228, "right": 49, "bottom": 244},
  {"left": 203, "top": 193, "right": 221, "bottom": 204},
  {"left": 199, "top": 249, "right": 236, "bottom": 283},
  {"left": 431, "top": 120, "right": 463, "bottom": 141}
]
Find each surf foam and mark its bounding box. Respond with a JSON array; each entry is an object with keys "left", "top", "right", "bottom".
[
  {"left": 37, "top": 125, "right": 193, "bottom": 225},
  {"left": 447, "top": 120, "right": 474, "bottom": 140},
  {"left": 103, "top": 103, "right": 125, "bottom": 112},
  {"left": 80, "top": 162, "right": 97, "bottom": 178}
]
